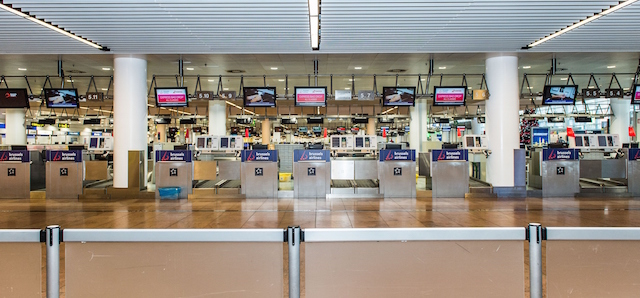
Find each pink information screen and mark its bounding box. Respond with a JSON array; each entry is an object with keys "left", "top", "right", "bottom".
[
  {"left": 155, "top": 88, "right": 188, "bottom": 107},
  {"left": 434, "top": 87, "right": 466, "bottom": 106},
  {"left": 633, "top": 85, "right": 640, "bottom": 104},
  {"left": 295, "top": 87, "right": 327, "bottom": 107}
]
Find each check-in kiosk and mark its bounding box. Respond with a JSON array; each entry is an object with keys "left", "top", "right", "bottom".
[
  {"left": 538, "top": 148, "right": 580, "bottom": 197},
  {"left": 378, "top": 149, "right": 416, "bottom": 198},
  {"left": 431, "top": 149, "right": 469, "bottom": 198},
  {"left": 193, "top": 135, "right": 243, "bottom": 195},
  {"left": 241, "top": 150, "right": 278, "bottom": 198},
  {"left": 46, "top": 150, "right": 83, "bottom": 199},
  {"left": 154, "top": 150, "right": 193, "bottom": 199},
  {"left": 0, "top": 150, "right": 30, "bottom": 199},
  {"left": 293, "top": 149, "right": 331, "bottom": 198},
  {"left": 627, "top": 148, "right": 640, "bottom": 196}
]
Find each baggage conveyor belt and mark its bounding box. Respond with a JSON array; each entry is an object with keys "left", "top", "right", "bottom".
[{"left": 580, "top": 178, "right": 627, "bottom": 193}]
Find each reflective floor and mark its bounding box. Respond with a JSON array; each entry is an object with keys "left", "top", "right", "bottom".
[{"left": 1, "top": 195, "right": 639, "bottom": 229}]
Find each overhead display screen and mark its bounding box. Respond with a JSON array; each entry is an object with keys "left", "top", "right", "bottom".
[
  {"left": 0, "top": 88, "right": 29, "bottom": 109},
  {"left": 632, "top": 84, "right": 640, "bottom": 105},
  {"left": 542, "top": 85, "right": 577, "bottom": 105},
  {"left": 382, "top": 87, "right": 415, "bottom": 106},
  {"left": 155, "top": 87, "right": 188, "bottom": 107},
  {"left": 44, "top": 88, "right": 79, "bottom": 108},
  {"left": 243, "top": 87, "right": 276, "bottom": 107},
  {"left": 295, "top": 87, "right": 327, "bottom": 107},
  {"left": 433, "top": 86, "right": 466, "bottom": 106}
]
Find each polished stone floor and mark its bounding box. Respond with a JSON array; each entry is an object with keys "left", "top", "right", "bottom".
[{"left": 1, "top": 195, "right": 639, "bottom": 229}]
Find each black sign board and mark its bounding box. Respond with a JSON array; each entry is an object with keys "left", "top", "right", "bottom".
[
  {"left": 60, "top": 168, "right": 68, "bottom": 176},
  {"left": 255, "top": 167, "right": 263, "bottom": 176},
  {"left": 393, "top": 167, "right": 402, "bottom": 176},
  {"left": 7, "top": 168, "right": 16, "bottom": 177},
  {"left": 307, "top": 167, "right": 316, "bottom": 176},
  {"left": 83, "top": 118, "right": 101, "bottom": 125},
  {"left": 38, "top": 118, "right": 56, "bottom": 125},
  {"left": 575, "top": 116, "right": 592, "bottom": 123},
  {"left": 606, "top": 88, "right": 623, "bottom": 98},
  {"left": 582, "top": 88, "right": 600, "bottom": 99},
  {"left": 547, "top": 117, "right": 565, "bottom": 123},
  {"left": 155, "top": 118, "right": 172, "bottom": 125},
  {"left": 169, "top": 168, "right": 178, "bottom": 177},
  {"left": 86, "top": 92, "right": 104, "bottom": 101},
  {"left": 195, "top": 91, "right": 214, "bottom": 100},
  {"left": 556, "top": 166, "right": 565, "bottom": 175}
]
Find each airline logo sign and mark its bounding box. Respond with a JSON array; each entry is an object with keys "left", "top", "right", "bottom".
[
  {"left": 380, "top": 149, "right": 416, "bottom": 162},
  {"left": 241, "top": 150, "right": 278, "bottom": 162},
  {"left": 629, "top": 148, "right": 640, "bottom": 161},
  {"left": 0, "top": 150, "right": 29, "bottom": 163},
  {"left": 155, "top": 150, "right": 192, "bottom": 163},
  {"left": 46, "top": 150, "right": 82, "bottom": 162},
  {"left": 431, "top": 149, "right": 468, "bottom": 162},
  {"left": 294, "top": 150, "right": 330, "bottom": 162},
  {"left": 542, "top": 149, "right": 578, "bottom": 161}
]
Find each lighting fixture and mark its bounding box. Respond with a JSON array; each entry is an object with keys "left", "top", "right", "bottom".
[
  {"left": 186, "top": 67, "right": 194, "bottom": 71},
  {"left": 223, "top": 88, "right": 229, "bottom": 91},
  {"left": 18, "top": 68, "right": 27, "bottom": 71},
  {"left": 561, "top": 78, "right": 568, "bottom": 81},
  {"left": 522, "top": 66, "right": 531, "bottom": 69},
  {"left": 308, "top": 0, "right": 319, "bottom": 50},
  {"left": 344, "top": 88, "right": 350, "bottom": 90},
  {"left": 270, "top": 67, "right": 278, "bottom": 70},
  {"left": 439, "top": 67, "right": 447, "bottom": 70},
  {"left": 208, "top": 79, "right": 215, "bottom": 82},
  {"left": 607, "top": 65, "right": 616, "bottom": 69},
  {"left": 102, "top": 67, "right": 110, "bottom": 71},
  {"left": 0, "top": 3, "right": 108, "bottom": 51},
  {"left": 526, "top": 0, "right": 638, "bottom": 48},
  {"left": 101, "top": 88, "right": 108, "bottom": 91},
  {"left": 278, "top": 79, "right": 285, "bottom": 82},
  {"left": 354, "top": 66, "right": 362, "bottom": 70}
]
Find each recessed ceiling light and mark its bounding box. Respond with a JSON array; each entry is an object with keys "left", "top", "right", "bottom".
[
  {"left": 102, "top": 67, "right": 110, "bottom": 71},
  {"left": 607, "top": 65, "right": 616, "bottom": 69},
  {"left": 522, "top": 66, "right": 531, "bottom": 69},
  {"left": 270, "top": 67, "right": 278, "bottom": 70},
  {"left": 438, "top": 67, "right": 447, "bottom": 70},
  {"left": 18, "top": 68, "right": 27, "bottom": 71},
  {"left": 344, "top": 88, "right": 350, "bottom": 90},
  {"left": 468, "top": 87, "right": 473, "bottom": 89},
  {"left": 223, "top": 88, "right": 229, "bottom": 91},
  {"left": 421, "top": 79, "right": 426, "bottom": 81},
  {"left": 66, "top": 79, "right": 74, "bottom": 82},
  {"left": 208, "top": 79, "right": 215, "bottom": 82},
  {"left": 101, "top": 88, "right": 108, "bottom": 91},
  {"left": 278, "top": 79, "right": 285, "bottom": 82},
  {"left": 589, "top": 86, "right": 595, "bottom": 88},
  {"left": 560, "top": 78, "right": 568, "bottom": 81},
  {"left": 186, "top": 67, "right": 194, "bottom": 71},
  {"left": 354, "top": 66, "right": 362, "bottom": 70},
  {"left": 527, "top": 86, "right": 534, "bottom": 89}
]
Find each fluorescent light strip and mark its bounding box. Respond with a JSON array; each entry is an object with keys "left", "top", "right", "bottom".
[
  {"left": 225, "top": 100, "right": 255, "bottom": 115},
  {"left": 0, "top": 4, "right": 107, "bottom": 50},
  {"left": 308, "top": 0, "right": 319, "bottom": 49},
  {"left": 528, "top": 0, "right": 639, "bottom": 48}
]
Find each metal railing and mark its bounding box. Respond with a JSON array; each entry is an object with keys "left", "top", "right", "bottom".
[{"left": 3, "top": 224, "right": 640, "bottom": 297}]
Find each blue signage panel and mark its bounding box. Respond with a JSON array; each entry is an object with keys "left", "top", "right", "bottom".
[
  {"left": 47, "top": 150, "right": 83, "bottom": 162},
  {"left": 0, "top": 150, "right": 29, "bottom": 163},
  {"left": 431, "top": 149, "right": 469, "bottom": 162},
  {"left": 241, "top": 150, "right": 278, "bottom": 162},
  {"left": 542, "top": 148, "right": 579, "bottom": 161},
  {"left": 294, "top": 150, "right": 330, "bottom": 162},
  {"left": 629, "top": 148, "right": 640, "bottom": 161},
  {"left": 379, "top": 149, "right": 416, "bottom": 162},
  {"left": 155, "top": 150, "right": 192, "bottom": 163},
  {"left": 531, "top": 127, "right": 549, "bottom": 145}
]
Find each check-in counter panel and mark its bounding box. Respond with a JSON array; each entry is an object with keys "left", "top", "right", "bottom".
[
  {"left": 354, "top": 159, "right": 378, "bottom": 180},
  {"left": 378, "top": 149, "right": 416, "bottom": 198},
  {"left": 46, "top": 150, "right": 83, "bottom": 199},
  {"left": 84, "top": 160, "right": 109, "bottom": 181},
  {"left": 193, "top": 161, "right": 217, "bottom": 181},
  {"left": 294, "top": 150, "right": 331, "bottom": 198},
  {"left": 430, "top": 149, "right": 469, "bottom": 198},
  {"left": 0, "top": 150, "right": 31, "bottom": 199},
  {"left": 241, "top": 150, "right": 278, "bottom": 198},
  {"left": 627, "top": 149, "right": 640, "bottom": 195},
  {"left": 218, "top": 160, "right": 241, "bottom": 181},
  {"left": 155, "top": 150, "right": 193, "bottom": 200},
  {"left": 541, "top": 148, "right": 580, "bottom": 197},
  {"left": 331, "top": 160, "right": 354, "bottom": 180}
]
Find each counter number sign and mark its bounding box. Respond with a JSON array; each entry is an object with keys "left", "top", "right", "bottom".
[
  {"left": 582, "top": 88, "right": 600, "bottom": 99},
  {"left": 606, "top": 88, "right": 623, "bottom": 98},
  {"left": 86, "top": 92, "right": 104, "bottom": 101},
  {"left": 195, "top": 91, "right": 214, "bottom": 100}
]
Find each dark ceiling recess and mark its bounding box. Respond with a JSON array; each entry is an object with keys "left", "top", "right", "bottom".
[
  {"left": 67, "top": 69, "right": 86, "bottom": 74},
  {"left": 226, "top": 70, "right": 246, "bottom": 73},
  {"left": 386, "top": 69, "right": 407, "bottom": 73}
]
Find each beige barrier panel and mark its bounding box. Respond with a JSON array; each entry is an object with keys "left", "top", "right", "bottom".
[
  {"left": 66, "top": 242, "right": 283, "bottom": 298},
  {"left": 306, "top": 241, "right": 523, "bottom": 298},
  {"left": 0, "top": 243, "right": 42, "bottom": 298},
  {"left": 547, "top": 241, "right": 640, "bottom": 297}
]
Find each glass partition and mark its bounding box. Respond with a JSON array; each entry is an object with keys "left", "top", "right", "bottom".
[{"left": 0, "top": 243, "right": 42, "bottom": 298}]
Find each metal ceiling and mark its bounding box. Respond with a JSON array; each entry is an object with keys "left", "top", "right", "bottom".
[{"left": 0, "top": 1, "right": 638, "bottom": 54}]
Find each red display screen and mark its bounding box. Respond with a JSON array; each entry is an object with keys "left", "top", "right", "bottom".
[
  {"left": 155, "top": 87, "right": 188, "bottom": 107},
  {"left": 433, "top": 87, "right": 466, "bottom": 106},
  {"left": 295, "top": 87, "right": 327, "bottom": 107}
]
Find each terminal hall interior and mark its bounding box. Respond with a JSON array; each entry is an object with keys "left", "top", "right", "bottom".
[{"left": 1, "top": 1, "right": 640, "bottom": 298}]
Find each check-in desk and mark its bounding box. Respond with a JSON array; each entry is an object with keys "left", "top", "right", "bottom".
[
  {"left": 627, "top": 148, "right": 640, "bottom": 196},
  {"left": 293, "top": 150, "right": 331, "bottom": 198},
  {"left": 241, "top": 150, "right": 278, "bottom": 198},
  {"left": 154, "top": 150, "right": 193, "bottom": 200},
  {"left": 538, "top": 148, "right": 580, "bottom": 197},
  {"left": 330, "top": 156, "right": 379, "bottom": 196},
  {"left": 378, "top": 149, "right": 416, "bottom": 198},
  {"left": 431, "top": 149, "right": 469, "bottom": 198},
  {"left": 46, "top": 150, "right": 83, "bottom": 199},
  {"left": 0, "top": 150, "right": 30, "bottom": 199}
]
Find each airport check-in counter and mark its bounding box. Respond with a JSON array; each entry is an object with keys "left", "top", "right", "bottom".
[
  {"left": 0, "top": 150, "right": 30, "bottom": 199},
  {"left": 430, "top": 149, "right": 469, "bottom": 198},
  {"left": 627, "top": 148, "right": 640, "bottom": 196},
  {"left": 329, "top": 135, "right": 379, "bottom": 196},
  {"left": 193, "top": 135, "right": 243, "bottom": 195},
  {"left": 378, "top": 149, "right": 416, "bottom": 198},
  {"left": 293, "top": 149, "right": 331, "bottom": 198},
  {"left": 574, "top": 134, "right": 626, "bottom": 184},
  {"left": 45, "top": 150, "right": 83, "bottom": 199},
  {"left": 530, "top": 148, "right": 580, "bottom": 197},
  {"left": 154, "top": 150, "right": 193, "bottom": 199},
  {"left": 241, "top": 150, "right": 278, "bottom": 198}
]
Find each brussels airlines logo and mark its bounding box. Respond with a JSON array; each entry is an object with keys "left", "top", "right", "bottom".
[
  {"left": 161, "top": 151, "right": 171, "bottom": 161},
  {"left": 0, "top": 152, "right": 7, "bottom": 161},
  {"left": 52, "top": 151, "right": 62, "bottom": 161},
  {"left": 247, "top": 151, "right": 256, "bottom": 161},
  {"left": 437, "top": 150, "right": 446, "bottom": 161},
  {"left": 635, "top": 150, "right": 640, "bottom": 161},
  {"left": 385, "top": 151, "right": 394, "bottom": 161},
  {"left": 548, "top": 150, "right": 557, "bottom": 160},
  {"left": 300, "top": 151, "right": 309, "bottom": 161}
]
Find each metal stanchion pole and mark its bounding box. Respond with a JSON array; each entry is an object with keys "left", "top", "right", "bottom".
[
  {"left": 46, "top": 225, "right": 61, "bottom": 298},
  {"left": 529, "top": 223, "right": 543, "bottom": 298},
  {"left": 288, "top": 226, "right": 301, "bottom": 298}
]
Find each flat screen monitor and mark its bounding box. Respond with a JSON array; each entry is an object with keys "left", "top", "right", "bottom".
[
  {"left": 549, "top": 142, "right": 568, "bottom": 148},
  {"left": 155, "top": 87, "right": 188, "bottom": 107},
  {"left": 11, "top": 145, "right": 27, "bottom": 151},
  {"left": 466, "top": 136, "right": 475, "bottom": 148},
  {"left": 632, "top": 84, "right": 640, "bottom": 105},
  {"left": 0, "top": 89, "right": 29, "bottom": 109},
  {"left": 295, "top": 87, "right": 327, "bottom": 107},
  {"left": 382, "top": 87, "right": 415, "bottom": 106},
  {"left": 174, "top": 145, "right": 188, "bottom": 150},
  {"left": 442, "top": 143, "right": 458, "bottom": 149},
  {"left": 243, "top": 87, "right": 276, "bottom": 107},
  {"left": 386, "top": 143, "right": 402, "bottom": 150},
  {"left": 89, "top": 138, "right": 98, "bottom": 149},
  {"left": 308, "top": 144, "right": 323, "bottom": 150},
  {"left": 597, "top": 136, "right": 607, "bottom": 147},
  {"left": 252, "top": 144, "right": 268, "bottom": 150},
  {"left": 44, "top": 88, "right": 79, "bottom": 108},
  {"left": 355, "top": 137, "right": 364, "bottom": 148},
  {"left": 542, "top": 85, "right": 577, "bottom": 105},
  {"left": 220, "top": 137, "right": 229, "bottom": 149},
  {"left": 197, "top": 138, "right": 205, "bottom": 148},
  {"left": 433, "top": 86, "right": 466, "bottom": 106},
  {"left": 575, "top": 137, "right": 583, "bottom": 147}
]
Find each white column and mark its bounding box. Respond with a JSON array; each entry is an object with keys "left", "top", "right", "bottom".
[
  {"left": 610, "top": 98, "right": 630, "bottom": 144},
  {"left": 208, "top": 100, "right": 226, "bottom": 136},
  {"left": 4, "top": 109, "right": 26, "bottom": 145},
  {"left": 485, "top": 54, "right": 520, "bottom": 187},
  {"left": 409, "top": 97, "right": 427, "bottom": 151},
  {"left": 471, "top": 117, "right": 485, "bottom": 135},
  {"left": 113, "top": 55, "right": 148, "bottom": 189}
]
